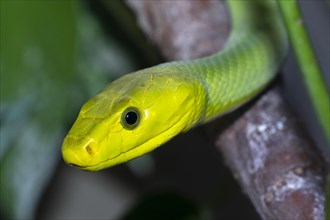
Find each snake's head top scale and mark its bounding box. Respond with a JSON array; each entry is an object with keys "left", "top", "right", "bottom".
[{"left": 62, "top": 65, "right": 207, "bottom": 171}]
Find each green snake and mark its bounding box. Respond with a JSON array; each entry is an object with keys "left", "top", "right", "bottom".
[{"left": 62, "top": 1, "right": 288, "bottom": 171}]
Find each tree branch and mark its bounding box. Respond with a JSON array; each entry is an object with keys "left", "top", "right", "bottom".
[{"left": 124, "top": 0, "right": 326, "bottom": 219}]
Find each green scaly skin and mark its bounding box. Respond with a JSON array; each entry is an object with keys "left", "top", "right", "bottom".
[{"left": 62, "top": 0, "right": 288, "bottom": 171}]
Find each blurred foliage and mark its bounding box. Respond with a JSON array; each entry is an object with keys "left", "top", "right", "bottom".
[
  {"left": 0, "top": 1, "right": 76, "bottom": 219},
  {"left": 0, "top": 0, "right": 157, "bottom": 218},
  {"left": 100, "top": 0, "right": 161, "bottom": 65},
  {"left": 327, "top": 176, "right": 330, "bottom": 220}
]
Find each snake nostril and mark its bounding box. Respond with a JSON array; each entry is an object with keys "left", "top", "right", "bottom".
[{"left": 85, "top": 144, "right": 93, "bottom": 156}]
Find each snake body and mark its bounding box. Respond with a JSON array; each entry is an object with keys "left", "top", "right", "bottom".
[{"left": 62, "top": 1, "right": 287, "bottom": 171}]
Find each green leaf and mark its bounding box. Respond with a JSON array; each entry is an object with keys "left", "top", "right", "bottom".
[{"left": 0, "top": 1, "right": 76, "bottom": 219}]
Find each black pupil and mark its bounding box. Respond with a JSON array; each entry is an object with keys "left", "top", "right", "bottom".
[{"left": 125, "top": 111, "right": 138, "bottom": 125}]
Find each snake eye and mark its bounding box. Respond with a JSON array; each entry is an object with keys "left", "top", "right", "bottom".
[{"left": 121, "top": 107, "right": 141, "bottom": 130}]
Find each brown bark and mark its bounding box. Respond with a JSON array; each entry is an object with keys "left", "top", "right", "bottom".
[
  {"left": 124, "top": 0, "right": 326, "bottom": 219},
  {"left": 216, "top": 88, "right": 325, "bottom": 219}
]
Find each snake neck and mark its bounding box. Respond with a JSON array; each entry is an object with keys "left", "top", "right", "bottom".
[{"left": 170, "top": 0, "right": 288, "bottom": 122}]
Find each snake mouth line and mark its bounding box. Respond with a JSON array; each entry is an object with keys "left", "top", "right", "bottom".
[
  {"left": 69, "top": 163, "right": 85, "bottom": 168},
  {"left": 77, "top": 117, "right": 186, "bottom": 171}
]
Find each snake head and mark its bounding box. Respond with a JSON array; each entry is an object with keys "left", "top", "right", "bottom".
[{"left": 62, "top": 65, "right": 207, "bottom": 171}]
